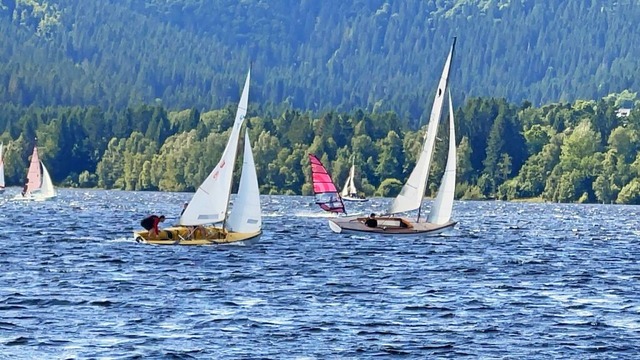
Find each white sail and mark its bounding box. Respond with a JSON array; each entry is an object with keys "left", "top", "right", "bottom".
[
  {"left": 227, "top": 130, "right": 262, "bottom": 233},
  {"left": 341, "top": 169, "right": 352, "bottom": 197},
  {"left": 388, "top": 38, "right": 456, "bottom": 215},
  {"left": 0, "top": 142, "right": 5, "bottom": 189},
  {"left": 39, "top": 162, "right": 56, "bottom": 199},
  {"left": 348, "top": 162, "right": 357, "bottom": 194},
  {"left": 341, "top": 157, "right": 358, "bottom": 197},
  {"left": 428, "top": 91, "right": 456, "bottom": 224},
  {"left": 180, "top": 69, "right": 251, "bottom": 226}
]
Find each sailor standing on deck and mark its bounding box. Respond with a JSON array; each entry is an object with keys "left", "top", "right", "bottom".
[{"left": 141, "top": 214, "right": 165, "bottom": 239}]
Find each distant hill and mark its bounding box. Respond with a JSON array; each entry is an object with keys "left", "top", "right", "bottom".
[{"left": 1, "top": 0, "right": 640, "bottom": 124}]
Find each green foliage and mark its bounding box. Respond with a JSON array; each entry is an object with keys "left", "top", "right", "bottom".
[
  {"left": 376, "top": 178, "right": 403, "bottom": 197},
  {"left": 4, "top": 1, "right": 640, "bottom": 122},
  {"left": 2, "top": 91, "right": 640, "bottom": 205}
]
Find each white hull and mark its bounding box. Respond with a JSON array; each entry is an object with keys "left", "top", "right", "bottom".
[
  {"left": 12, "top": 192, "right": 56, "bottom": 201},
  {"left": 328, "top": 215, "right": 456, "bottom": 236},
  {"left": 342, "top": 196, "right": 368, "bottom": 202}
]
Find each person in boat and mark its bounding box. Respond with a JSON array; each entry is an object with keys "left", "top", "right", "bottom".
[
  {"left": 141, "top": 215, "right": 166, "bottom": 239},
  {"left": 180, "top": 202, "right": 188, "bottom": 216},
  {"left": 365, "top": 213, "right": 378, "bottom": 228}
]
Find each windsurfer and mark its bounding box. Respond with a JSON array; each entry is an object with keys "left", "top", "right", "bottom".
[{"left": 21, "top": 178, "right": 29, "bottom": 196}]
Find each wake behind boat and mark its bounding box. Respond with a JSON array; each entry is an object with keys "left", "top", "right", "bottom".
[
  {"left": 133, "top": 68, "right": 262, "bottom": 245},
  {"left": 12, "top": 140, "right": 57, "bottom": 201},
  {"left": 326, "top": 38, "right": 458, "bottom": 236}
]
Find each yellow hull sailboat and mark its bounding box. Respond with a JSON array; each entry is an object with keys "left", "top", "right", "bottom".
[{"left": 134, "top": 68, "right": 262, "bottom": 245}]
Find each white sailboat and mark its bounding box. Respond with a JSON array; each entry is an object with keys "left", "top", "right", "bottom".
[
  {"left": 0, "top": 142, "right": 5, "bottom": 193},
  {"left": 340, "top": 156, "right": 368, "bottom": 202},
  {"left": 133, "top": 69, "right": 262, "bottom": 245},
  {"left": 328, "top": 38, "right": 457, "bottom": 235},
  {"left": 13, "top": 142, "right": 57, "bottom": 201}
]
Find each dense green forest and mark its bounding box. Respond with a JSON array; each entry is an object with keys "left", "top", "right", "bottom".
[
  {"left": 1, "top": 0, "right": 640, "bottom": 122},
  {"left": 2, "top": 0, "right": 640, "bottom": 204},
  {"left": 1, "top": 90, "right": 640, "bottom": 204}
]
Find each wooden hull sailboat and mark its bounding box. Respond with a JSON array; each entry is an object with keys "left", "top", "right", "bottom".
[
  {"left": 12, "top": 141, "right": 57, "bottom": 201},
  {"left": 325, "top": 39, "right": 458, "bottom": 236},
  {"left": 328, "top": 216, "right": 456, "bottom": 235},
  {"left": 134, "top": 69, "right": 262, "bottom": 245}
]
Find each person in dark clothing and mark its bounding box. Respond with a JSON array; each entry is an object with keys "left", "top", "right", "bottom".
[
  {"left": 21, "top": 178, "right": 29, "bottom": 197},
  {"left": 180, "top": 202, "right": 188, "bottom": 216},
  {"left": 364, "top": 213, "right": 378, "bottom": 228},
  {"left": 141, "top": 215, "right": 166, "bottom": 239}
]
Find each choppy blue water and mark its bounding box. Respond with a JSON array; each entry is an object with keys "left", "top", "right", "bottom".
[{"left": 1, "top": 188, "right": 640, "bottom": 359}]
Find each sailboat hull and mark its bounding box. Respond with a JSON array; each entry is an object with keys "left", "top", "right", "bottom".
[
  {"left": 12, "top": 192, "right": 55, "bottom": 201},
  {"left": 341, "top": 196, "right": 369, "bottom": 202},
  {"left": 328, "top": 216, "right": 456, "bottom": 236},
  {"left": 133, "top": 225, "right": 261, "bottom": 245}
]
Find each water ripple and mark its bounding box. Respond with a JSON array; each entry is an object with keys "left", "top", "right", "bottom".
[{"left": 1, "top": 189, "right": 640, "bottom": 358}]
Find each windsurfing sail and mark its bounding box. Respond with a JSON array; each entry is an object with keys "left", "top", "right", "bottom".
[
  {"left": 25, "top": 145, "right": 42, "bottom": 194},
  {"left": 309, "top": 154, "right": 346, "bottom": 214}
]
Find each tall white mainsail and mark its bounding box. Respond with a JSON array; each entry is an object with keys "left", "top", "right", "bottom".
[
  {"left": 227, "top": 130, "right": 262, "bottom": 233},
  {"left": 428, "top": 91, "right": 456, "bottom": 225},
  {"left": 180, "top": 69, "right": 251, "bottom": 226},
  {"left": 388, "top": 38, "right": 456, "bottom": 216}
]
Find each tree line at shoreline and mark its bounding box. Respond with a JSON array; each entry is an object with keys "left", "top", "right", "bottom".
[{"left": 1, "top": 91, "right": 639, "bottom": 204}]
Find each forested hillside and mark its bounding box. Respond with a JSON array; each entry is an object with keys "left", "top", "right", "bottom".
[
  {"left": 2, "top": 0, "right": 640, "bottom": 205},
  {"left": 1, "top": 0, "right": 640, "bottom": 122}
]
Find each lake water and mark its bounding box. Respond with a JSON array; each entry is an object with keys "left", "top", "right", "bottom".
[{"left": 1, "top": 188, "right": 640, "bottom": 359}]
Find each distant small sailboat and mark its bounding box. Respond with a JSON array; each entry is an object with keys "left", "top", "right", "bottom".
[
  {"left": 309, "top": 153, "right": 346, "bottom": 214},
  {"left": 326, "top": 38, "right": 458, "bottom": 236},
  {"left": 340, "top": 156, "right": 368, "bottom": 202},
  {"left": 0, "top": 142, "right": 5, "bottom": 193},
  {"left": 133, "top": 68, "right": 262, "bottom": 245},
  {"left": 13, "top": 140, "right": 56, "bottom": 201}
]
